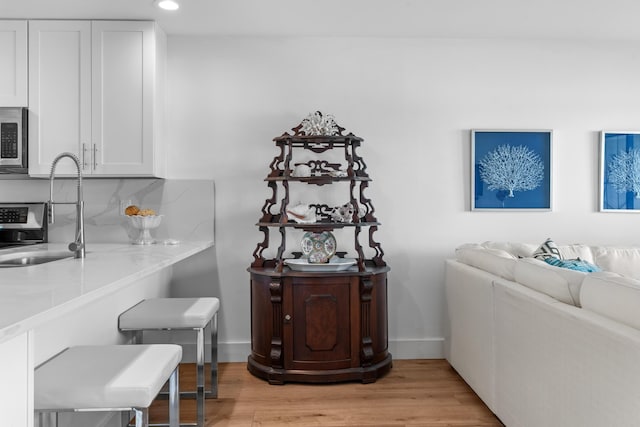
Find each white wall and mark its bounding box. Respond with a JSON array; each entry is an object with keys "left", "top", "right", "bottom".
[{"left": 166, "top": 35, "right": 640, "bottom": 359}]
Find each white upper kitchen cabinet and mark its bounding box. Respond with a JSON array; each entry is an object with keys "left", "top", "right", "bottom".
[
  {"left": 29, "top": 20, "right": 91, "bottom": 176},
  {"left": 0, "top": 20, "right": 28, "bottom": 107},
  {"left": 91, "top": 21, "right": 166, "bottom": 177},
  {"left": 29, "top": 20, "right": 167, "bottom": 177}
]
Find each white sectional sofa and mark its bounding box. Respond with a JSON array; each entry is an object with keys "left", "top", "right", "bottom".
[{"left": 445, "top": 241, "right": 640, "bottom": 427}]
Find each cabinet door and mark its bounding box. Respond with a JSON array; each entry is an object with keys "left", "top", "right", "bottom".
[
  {"left": 0, "top": 332, "right": 34, "bottom": 427},
  {"left": 284, "top": 276, "right": 359, "bottom": 371},
  {"left": 91, "top": 21, "right": 157, "bottom": 176},
  {"left": 28, "top": 20, "right": 91, "bottom": 176},
  {"left": 0, "top": 21, "right": 27, "bottom": 107}
]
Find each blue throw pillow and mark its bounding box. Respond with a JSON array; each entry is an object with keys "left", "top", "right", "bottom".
[{"left": 544, "top": 257, "right": 601, "bottom": 272}]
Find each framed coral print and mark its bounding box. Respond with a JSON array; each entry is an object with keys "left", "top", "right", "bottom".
[
  {"left": 472, "top": 130, "right": 553, "bottom": 211},
  {"left": 600, "top": 131, "right": 640, "bottom": 212}
]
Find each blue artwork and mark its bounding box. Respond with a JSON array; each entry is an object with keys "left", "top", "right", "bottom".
[
  {"left": 600, "top": 132, "right": 640, "bottom": 211},
  {"left": 472, "top": 130, "right": 552, "bottom": 210}
]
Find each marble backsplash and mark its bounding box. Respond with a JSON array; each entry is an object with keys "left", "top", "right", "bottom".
[{"left": 0, "top": 178, "right": 215, "bottom": 245}]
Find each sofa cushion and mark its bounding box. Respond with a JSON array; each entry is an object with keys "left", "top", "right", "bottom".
[
  {"left": 455, "top": 247, "right": 517, "bottom": 281},
  {"left": 514, "top": 258, "right": 588, "bottom": 306},
  {"left": 592, "top": 247, "right": 640, "bottom": 279},
  {"left": 533, "top": 238, "right": 563, "bottom": 260},
  {"left": 581, "top": 273, "right": 640, "bottom": 330},
  {"left": 465, "top": 241, "right": 595, "bottom": 263}
]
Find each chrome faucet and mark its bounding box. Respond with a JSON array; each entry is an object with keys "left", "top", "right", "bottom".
[{"left": 49, "top": 152, "right": 85, "bottom": 259}]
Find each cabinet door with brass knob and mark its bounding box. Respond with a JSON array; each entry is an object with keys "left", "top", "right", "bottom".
[{"left": 283, "top": 275, "right": 359, "bottom": 371}]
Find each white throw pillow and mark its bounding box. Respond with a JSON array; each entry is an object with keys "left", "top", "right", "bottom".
[
  {"left": 592, "top": 247, "right": 640, "bottom": 279},
  {"left": 581, "top": 272, "right": 640, "bottom": 330},
  {"left": 514, "top": 258, "right": 588, "bottom": 306},
  {"left": 455, "top": 247, "right": 517, "bottom": 281},
  {"left": 479, "top": 241, "right": 538, "bottom": 258},
  {"left": 558, "top": 244, "right": 595, "bottom": 264}
]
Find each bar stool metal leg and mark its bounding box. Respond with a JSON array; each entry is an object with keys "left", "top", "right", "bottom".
[
  {"left": 169, "top": 366, "right": 180, "bottom": 427},
  {"left": 196, "top": 326, "right": 205, "bottom": 427},
  {"left": 132, "top": 407, "right": 148, "bottom": 427},
  {"left": 209, "top": 313, "right": 218, "bottom": 399}
]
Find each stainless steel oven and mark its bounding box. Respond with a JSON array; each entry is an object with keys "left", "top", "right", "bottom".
[
  {"left": 0, "top": 203, "right": 48, "bottom": 248},
  {"left": 0, "top": 107, "right": 28, "bottom": 174}
]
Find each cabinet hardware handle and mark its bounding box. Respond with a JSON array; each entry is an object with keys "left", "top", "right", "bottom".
[
  {"left": 82, "top": 143, "right": 88, "bottom": 169},
  {"left": 284, "top": 314, "right": 292, "bottom": 321},
  {"left": 93, "top": 144, "right": 97, "bottom": 170}
]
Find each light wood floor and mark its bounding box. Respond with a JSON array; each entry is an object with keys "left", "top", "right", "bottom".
[{"left": 150, "top": 359, "right": 503, "bottom": 426}]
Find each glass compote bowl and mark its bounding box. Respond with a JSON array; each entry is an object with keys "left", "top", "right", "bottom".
[{"left": 128, "top": 215, "right": 163, "bottom": 245}]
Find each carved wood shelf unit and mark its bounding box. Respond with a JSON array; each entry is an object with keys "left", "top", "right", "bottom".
[{"left": 248, "top": 112, "right": 392, "bottom": 384}]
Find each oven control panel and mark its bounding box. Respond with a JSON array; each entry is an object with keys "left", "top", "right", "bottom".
[
  {"left": 0, "top": 203, "right": 45, "bottom": 229},
  {"left": 0, "top": 207, "right": 29, "bottom": 224}
]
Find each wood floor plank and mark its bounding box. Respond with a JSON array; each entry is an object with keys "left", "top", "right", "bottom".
[{"left": 150, "top": 359, "right": 503, "bottom": 427}]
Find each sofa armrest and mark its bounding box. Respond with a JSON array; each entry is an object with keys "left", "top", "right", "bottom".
[{"left": 445, "top": 259, "right": 497, "bottom": 412}]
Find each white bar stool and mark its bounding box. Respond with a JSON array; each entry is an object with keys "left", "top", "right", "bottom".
[
  {"left": 35, "top": 344, "right": 181, "bottom": 427},
  {"left": 119, "top": 297, "right": 220, "bottom": 427}
]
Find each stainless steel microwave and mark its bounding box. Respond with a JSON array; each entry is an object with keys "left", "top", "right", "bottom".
[{"left": 0, "top": 107, "right": 27, "bottom": 174}]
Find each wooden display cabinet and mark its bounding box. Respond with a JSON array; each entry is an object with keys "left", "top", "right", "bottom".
[{"left": 248, "top": 112, "right": 392, "bottom": 384}]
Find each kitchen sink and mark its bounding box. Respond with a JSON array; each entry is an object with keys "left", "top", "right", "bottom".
[{"left": 0, "top": 251, "right": 74, "bottom": 267}]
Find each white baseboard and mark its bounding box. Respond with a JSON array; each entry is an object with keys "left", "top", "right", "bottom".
[
  {"left": 176, "top": 337, "right": 445, "bottom": 363},
  {"left": 389, "top": 337, "right": 444, "bottom": 359}
]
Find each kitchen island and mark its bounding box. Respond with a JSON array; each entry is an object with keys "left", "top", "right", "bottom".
[{"left": 0, "top": 241, "right": 213, "bottom": 427}]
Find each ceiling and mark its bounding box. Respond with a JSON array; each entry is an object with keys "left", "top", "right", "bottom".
[{"left": 3, "top": 0, "right": 640, "bottom": 40}]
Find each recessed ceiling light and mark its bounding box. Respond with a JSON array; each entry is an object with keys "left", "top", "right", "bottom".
[{"left": 155, "top": 0, "right": 179, "bottom": 11}]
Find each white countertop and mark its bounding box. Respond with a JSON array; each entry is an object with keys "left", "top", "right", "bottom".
[{"left": 0, "top": 241, "right": 213, "bottom": 343}]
